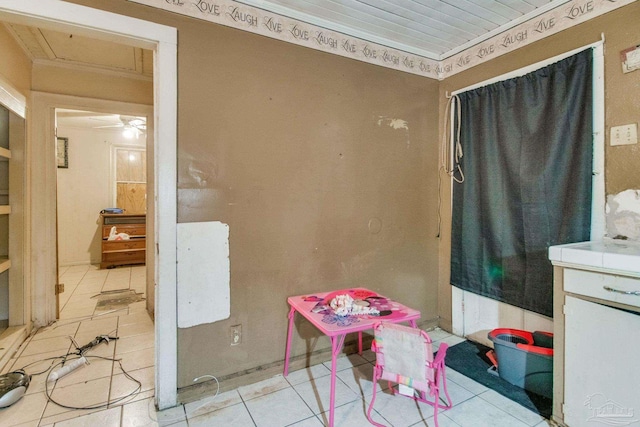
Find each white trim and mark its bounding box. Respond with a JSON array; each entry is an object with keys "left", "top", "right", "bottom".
[
  {"left": 0, "top": 0, "right": 175, "bottom": 47},
  {"left": 154, "top": 35, "right": 178, "bottom": 411},
  {"left": 33, "top": 93, "right": 153, "bottom": 324},
  {"left": 451, "top": 286, "right": 464, "bottom": 336},
  {"left": 591, "top": 43, "right": 606, "bottom": 240},
  {"left": 0, "top": 0, "right": 179, "bottom": 410},
  {"left": 0, "top": 73, "right": 26, "bottom": 118}
]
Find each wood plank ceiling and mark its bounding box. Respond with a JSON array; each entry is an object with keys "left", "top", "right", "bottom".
[{"left": 234, "top": 0, "right": 569, "bottom": 60}]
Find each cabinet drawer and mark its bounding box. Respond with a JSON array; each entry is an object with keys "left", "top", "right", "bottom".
[
  {"left": 564, "top": 268, "right": 640, "bottom": 309},
  {"left": 102, "top": 249, "right": 145, "bottom": 263},
  {"left": 102, "top": 239, "right": 145, "bottom": 252},
  {"left": 102, "top": 224, "right": 146, "bottom": 238}
]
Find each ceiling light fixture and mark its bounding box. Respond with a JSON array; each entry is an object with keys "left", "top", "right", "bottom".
[{"left": 122, "top": 127, "right": 136, "bottom": 139}]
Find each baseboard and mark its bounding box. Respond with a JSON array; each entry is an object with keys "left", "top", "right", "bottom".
[{"left": 0, "top": 326, "right": 28, "bottom": 373}]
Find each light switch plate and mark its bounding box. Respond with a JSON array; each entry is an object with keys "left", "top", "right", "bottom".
[{"left": 610, "top": 124, "right": 638, "bottom": 146}]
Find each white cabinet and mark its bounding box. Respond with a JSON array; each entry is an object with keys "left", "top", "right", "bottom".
[
  {"left": 564, "top": 296, "right": 640, "bottom": 427},
  {"left": 550, "top": 239, "right": 640, "bottom": 427}
]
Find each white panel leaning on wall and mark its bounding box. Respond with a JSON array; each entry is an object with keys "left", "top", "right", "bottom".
[{"left": 177, "top": 221, "right": 230, "bottom": 328}]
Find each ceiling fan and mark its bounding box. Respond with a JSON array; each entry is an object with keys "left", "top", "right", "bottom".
[{"left": 94, "top": 115, "right": 146, "bottom": 137}]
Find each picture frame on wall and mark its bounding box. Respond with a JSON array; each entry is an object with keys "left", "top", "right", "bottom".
[{"left": 57, "top": 137, "right": 68, "bottom": 168}]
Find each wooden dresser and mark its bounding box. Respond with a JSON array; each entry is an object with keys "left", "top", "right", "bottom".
[{"left": 100, "top": 214, "right": 146, "bottom": 269}]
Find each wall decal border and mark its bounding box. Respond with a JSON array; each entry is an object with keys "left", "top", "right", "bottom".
[
  {"left": 440, "top": 0, "right": 634, "bottom": 78},
  {"left": 127, "top": 0, "right": 634, "bottom": 79}
]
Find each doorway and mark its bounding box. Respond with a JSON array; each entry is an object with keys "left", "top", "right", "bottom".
[
  {"left": 55, "top": 108, "right": 149, "bottom": 318},
  {"left": 0, "top": 1, "right": 178, "bottom": 409}
]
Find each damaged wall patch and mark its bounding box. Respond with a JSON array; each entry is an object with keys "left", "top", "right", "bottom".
[{"left": 376, "top": 116, "right": 408, "bottom": 130}]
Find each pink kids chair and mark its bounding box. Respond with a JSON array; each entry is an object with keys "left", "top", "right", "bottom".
[{"left": 366, "top": 322, "right": 453, "bottom": 427}]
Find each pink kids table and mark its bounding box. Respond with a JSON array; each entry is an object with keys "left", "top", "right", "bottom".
[{"left": 283, "top": 288, "right": 420, "bottom": 427}]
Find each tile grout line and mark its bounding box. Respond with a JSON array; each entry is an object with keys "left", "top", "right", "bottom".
[{"left": 58, "top": 265, "right": 92, "bottom": 314}]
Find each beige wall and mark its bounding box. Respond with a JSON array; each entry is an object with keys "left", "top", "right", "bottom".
[
  {"left": 176, "top": 22, "right": 440, "bottom": 387},
  {"left": 0, "top": 25, "right": 31, "bottom": 96},
  {"left": 67, "top": 0, "right": 441, "bottom": 388},
  {"left": 36, "top": 0, "right": 640, "bottom": 395},
  {"left": 32, "top": 63, "right": 152, "bottom": 106},
  {"left": 438, "top": 2, "right": 640, "bottom": 330}
]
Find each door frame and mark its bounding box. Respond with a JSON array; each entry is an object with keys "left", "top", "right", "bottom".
[
  {"left": 0, "top": 0, "right": 178, "bottom": 410},
  {"left": 49, "top": 97, "right": 153, "bottom": 307}
]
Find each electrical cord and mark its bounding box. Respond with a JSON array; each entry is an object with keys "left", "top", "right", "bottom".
[
  {"left": 15, "top": 328, "right": 205, "bottom": 416},
  {"left": 441, "top": 93, "right": 464, "bottom": 184},
  {"left": 43, "top": 354, "right": 142, "bottom": 410},
  {"left": 192, "top": 374, "right": 220, "bottom": 398},
  {"left": 437, "top": 93, "right": 464, "bottom": 238},
  {"left": 18, "top": 355, "right": 67, "bottom": 377},
  {"left": 16, "top": 333, "right": 142, "bottom": 411}
]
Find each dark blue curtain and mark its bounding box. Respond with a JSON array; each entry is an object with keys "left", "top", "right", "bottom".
[{"left": 451, "top": 49, "right": 593, "bottom": 317}]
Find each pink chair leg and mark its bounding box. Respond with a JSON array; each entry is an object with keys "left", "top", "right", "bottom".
[
  {"left": 439, "top": 367, "right": 453, "bottom": 409},
  {"left": 329, "top": 334, "right": 346, "bottom": 427},
  {"left": 283, "top": 306, "right": 296, "bottom": 376},
  {"left": 366, "top": 366, "right": 385, "bottom": 427}
]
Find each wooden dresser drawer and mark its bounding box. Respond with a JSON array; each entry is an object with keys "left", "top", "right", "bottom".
[
  {"left": 102, "top": 239, "right": 146, "bottom": 252},
  {"left": 100, "top": 214, "right": 146, "bottom": 268},
  {"left": 101, "top": 248, "right": 145, "bottom": 263},
  {"left": 102, "top": 224, "right": 146, "bottom": 239}
]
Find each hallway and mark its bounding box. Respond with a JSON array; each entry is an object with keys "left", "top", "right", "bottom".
[{"left": 0, "top": 264, "right": 155, "bottom": 426}]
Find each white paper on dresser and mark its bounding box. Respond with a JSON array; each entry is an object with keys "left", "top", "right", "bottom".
[{"left": 177, "top": 221, "right": 230, "bottom": 328}]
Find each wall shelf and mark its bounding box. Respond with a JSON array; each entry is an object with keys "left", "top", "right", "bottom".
[{"left": 0, "top": 257, "right": 11, "bottom": 274}]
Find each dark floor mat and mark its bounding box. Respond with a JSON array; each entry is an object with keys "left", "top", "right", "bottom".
[{"left": 444, "top": 340, "right": 552, "bottom": 419}]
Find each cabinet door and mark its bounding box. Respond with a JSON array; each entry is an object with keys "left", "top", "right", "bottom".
[{"left": 564, "top": 296, "right": 640, "bottom": 427}]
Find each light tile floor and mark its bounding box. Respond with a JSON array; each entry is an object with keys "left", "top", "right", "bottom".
[
  {"left": 0, "top": 265, "right": 553, "bottom": 426},
  {"left": 0, "top": 264, "right": 154, "bottom": 426}
]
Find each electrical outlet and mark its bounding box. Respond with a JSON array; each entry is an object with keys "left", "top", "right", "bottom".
[
  {"left": 610, "top": 124, "right": 638, "bottom": 146},
  {"left": 230, "top": 324, "right": 242, "bottom": 345}
]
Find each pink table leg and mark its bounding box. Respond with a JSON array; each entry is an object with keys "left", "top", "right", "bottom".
[
  {"left": 358, "top": 331, "right": 363, "bottom": 355},
  {"left": 329, "top": 334, "right": 346, "bottom": 427},
  {"left": 283, "top": 306, "right": 296, "bottom": 376}
]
